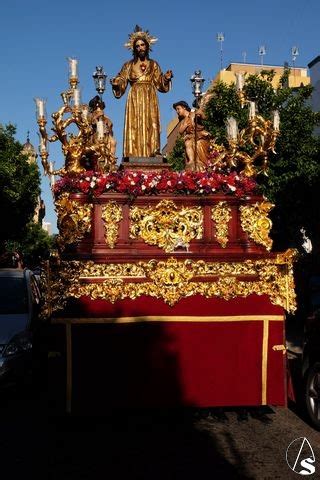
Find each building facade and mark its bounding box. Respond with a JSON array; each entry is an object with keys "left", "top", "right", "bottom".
[{"left": 308, "top": 55, "right": 320, "bottom": 136}]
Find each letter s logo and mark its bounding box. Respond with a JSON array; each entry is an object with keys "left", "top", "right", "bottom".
[
  {"left": 286, "top": 437, "right": 316, "bottom": 475},
  {"left": 299, "top": 458, "right": 316, "bottom": 475}
]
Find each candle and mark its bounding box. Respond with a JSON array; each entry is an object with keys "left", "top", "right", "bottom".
[
  {"left": 273, "top": 110, "right": 280, "bottom": 131},
  {"left": 97, "top": 119, "right": 105, "bottom": 140},
  {"left": 35, "top": 98, "right": 46, "bottom": 119},
  {"left": 49, "top": 162, "right": 55, "bottom": 187},
  {"left": 235, "top": 72, "right": 244, "bottom": 91},
  {"left": 82, "top": 106, "right": 89, "bottom": 121},
  {"left": 73, "top": 88, "right": 81, "bottom": 107},
  {"left": 68, "top": 57, "right": 78, "bottom": 78},
  {"left": 249, "top": 101, "right": 256, "bottom": 119},
  {"left": 226, "top": 116, "right": 238, "bottom": 141}
]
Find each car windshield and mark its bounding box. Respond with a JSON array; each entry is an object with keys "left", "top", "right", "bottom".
[{"left": 0, "top": 277, "right": 28, "bottom": 314}]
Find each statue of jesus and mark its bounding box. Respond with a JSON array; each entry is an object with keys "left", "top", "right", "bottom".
[{"left": 110, "top": 25, "right": 173, "bottom": 158}]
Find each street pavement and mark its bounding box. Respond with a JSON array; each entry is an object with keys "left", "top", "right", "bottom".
[{"left": 0, "top": 379, "right": 319, "bottom": 479}]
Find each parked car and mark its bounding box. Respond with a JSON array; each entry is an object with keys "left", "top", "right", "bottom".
[
  {"left": 0, "top": 268, "right": 41, "bottom": 385},
  {"left": 302, "top": 274, "right": 320, "bottom": 430}
]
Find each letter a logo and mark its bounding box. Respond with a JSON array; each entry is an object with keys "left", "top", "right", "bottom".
[{"left": 286, "top": 437, "right": 316, "bottom": 475}]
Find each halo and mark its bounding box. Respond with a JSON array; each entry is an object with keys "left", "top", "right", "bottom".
[{"left": 124, "top": 25, "right": 158, "bottom": 51}]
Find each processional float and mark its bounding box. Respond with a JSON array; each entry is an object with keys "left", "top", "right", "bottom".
[{"left": 36, "top": 44, "right": 295, "bottom": 413}]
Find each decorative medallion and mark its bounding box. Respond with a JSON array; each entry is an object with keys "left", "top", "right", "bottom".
[
  {"left": 239, "top": 201, "right": 274, "bottom": 251},
  {"left": 55, "top": 193, "right": 92, "bottom": 248},
  {"left": 46, "top": 250, "right": 296, "bottom": 313},
  {"left": 129, "top": 200, "right": 203, "bottom": 253},
  {"left": 101, "top": 201, "right": 123, "bottom": 248},
  {"left": 211, "top": 201, "right": 232, "bottom": 248}
]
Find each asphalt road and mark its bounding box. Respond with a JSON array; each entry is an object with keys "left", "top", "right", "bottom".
[{"left": 0, "top": 380, "right": 319, "bottom": 480}]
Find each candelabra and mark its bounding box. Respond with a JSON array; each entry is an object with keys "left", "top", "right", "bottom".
[
  {"left": 35, "top": 58, "right": 116, "bottom": 178},
  {"left": 212, "top": 97, "right": 280, "bottom": 177}
]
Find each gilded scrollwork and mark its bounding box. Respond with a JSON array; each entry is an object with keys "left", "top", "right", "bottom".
[
  {"left": 80, "top": 261, "right": 146, "bottom": 278},
  {"left": 211, "top": 202, "right": 232, "bottom": 248},
  {"left": 129, "top": 200, "right": 203, "bottom": 253},
  {"left": 101, "top": 201, "right": 123, "bottom": 248},
  {"left": 239, "top": 201, "right": 274, "bottom": 251},
  {"left": 46, "top": 252, "right": 296, "bottom": 314},
  {"left": 55, "top": 193, "right": 92, "bottom": 248}
]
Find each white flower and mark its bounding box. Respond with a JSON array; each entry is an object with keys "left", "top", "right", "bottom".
[
  {"left": 90, "top": 181, "right": 95, "bottom": 188},
  {"left": 167, "top": 181, "right": 172, "bottom": 186},
  {"left": 227, "top": 184, "right": 236, "bottom": 191},
  {"left": 85, "top": 177, "right": 90, "bottom": 181},
  {"left": 130, "top": 181, "right": 135, "bottom": 185},
  {"left": 141, "top": 185, "right": 146, "bottom": 191}
]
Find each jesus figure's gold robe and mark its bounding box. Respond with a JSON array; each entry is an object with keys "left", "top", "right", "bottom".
[{"left": 112, "top": 59, "right": 171, "bottom": 158}]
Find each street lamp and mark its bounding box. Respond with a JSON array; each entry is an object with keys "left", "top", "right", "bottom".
[
  {"left": 216, "top": 32, "right": 225, "bottom": 70},
  {"left": 259, "top": 45, "right": 266, "bottom": 65},
  {"left": 92, "top": 65, "right": 107, "bottom": 99},
  {"left": 190, "top": 70, "right": 205, "bottom": 108}
]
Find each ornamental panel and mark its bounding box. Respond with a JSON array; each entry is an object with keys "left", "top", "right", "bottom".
[{"left": 129, "top": 200, "right": 203, "bottom": 252}]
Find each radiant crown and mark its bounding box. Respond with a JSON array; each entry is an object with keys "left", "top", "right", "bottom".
[{"left": 124, "top": 25, "right": 158, "bottom": 51}]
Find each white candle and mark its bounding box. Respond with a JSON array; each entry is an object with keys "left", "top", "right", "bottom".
[
  {"left": 226, "top": 116, "right": 238, "bottom": 141},
  {"left": 273, "top": 110, "right": 280, "bottom": 131},
  {"left": 73, "top": 88, "right": 81, "bottom": 107},
  {"left": 35, "top": 98, "right": 46, "bottom": 119},
  {"left": 68, "top": 57, "right": 78, "bottom": 78},
  {"left": 235, "top": 72, "right": 244, "bottom": 91},
  {"left": 97, "top": 119, "right": 105, "bottom": 140},
  {"left": 49, "top": 162, "right": 55, "bottom": 187},
  {"left": 82, "top": 106, "right": 89, "bottom": 121},
  {"left": 249, "top": 101, "right": 256, "bottom": 119}
]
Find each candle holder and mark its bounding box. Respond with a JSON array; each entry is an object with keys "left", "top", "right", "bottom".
[{"left": 36, "top": 58, "right": 117, "bottom": 178}]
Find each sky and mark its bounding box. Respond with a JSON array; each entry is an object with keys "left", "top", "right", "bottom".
[{"left": 0, "top": 0, "right": 319, "bottom": 233}]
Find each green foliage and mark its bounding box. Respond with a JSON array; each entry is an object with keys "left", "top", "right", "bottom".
[
  {"left": 204, "top": 82, "right": 246, "bottom": 145},
  {"left": 10, "top": 222, "right": 55, "bottom": 266},
  {"left": 0, "top": 124, "right": 41, "bottom": 251},
  {"left": 167, "top": 136, "right": 185, "bottom": 171}
]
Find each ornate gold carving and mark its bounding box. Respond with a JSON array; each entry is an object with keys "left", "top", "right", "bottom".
[
  {"left": 129, "top": 200, "right": 203, "bottom": 252},
  {"left": 47, "top": 252, "right": 296, "bottom": 314},
  {"left": 101, "top": 202, "right": 123, "bottom": 248},
  {"left": 55, "top": 193, "right": 92, "bottom": 248},
  {"left": 211, "top": 202, "right": 232, "bottom": 248},
  {"left": 80, "top": 261, "right": 146, "bottom": 279},
  {"left": 240, "top": 201, "right": 274, "bottom": 251}
]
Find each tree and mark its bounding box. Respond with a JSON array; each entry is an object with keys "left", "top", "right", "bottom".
[
  {"left": 169, "top": 71, "right": 320, "bottom": 251},
  {"left": 167, "top": 136, "right": 185, "bottom": 171},
  {"left": 12, "top": 222, "right": 55, "bottom": 266},
  {"left": 0, "top": 124, "right": 41, "bottom": 252}
]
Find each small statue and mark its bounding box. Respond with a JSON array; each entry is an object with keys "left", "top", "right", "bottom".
[
  {"left": 111, "top": 25, "right": 173, "bottom": 158},
  {"left": 173, "top": 101, "right": 211, "bottom": 172},
  {"left": 88, "top": 95, "right": 117, "bottom": 171}
]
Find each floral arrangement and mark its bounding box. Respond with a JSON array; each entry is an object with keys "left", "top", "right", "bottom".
[{"left": 53, "top": 169, "right": 258, "bottom": 199}]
